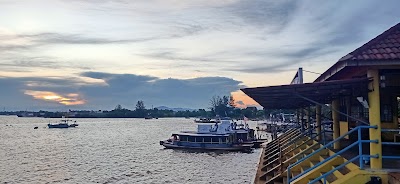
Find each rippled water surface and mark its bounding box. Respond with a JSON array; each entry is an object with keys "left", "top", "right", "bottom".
[{"left": 0, "top": 117, "right": 263, "bottom": 184}]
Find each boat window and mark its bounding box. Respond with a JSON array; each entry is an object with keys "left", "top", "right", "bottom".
[
  {"left": 211, "top": 137, "right": 219, "bottom": 143},
  {"left": 204, "top": 137, "right": 211, "bottom": 143},
  {"left": 238, "top": 133, "right": 246, "bottom": 140},
  {"left": 180, "top": 136, "right": 187, "bottom": 142},
  {"left": 188, "top": 136, "right": 195, "bottom": 142}
]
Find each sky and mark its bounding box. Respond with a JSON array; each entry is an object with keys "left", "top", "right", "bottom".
[{"left": 1, "top": 0, "right": 400, "bottom": 111}]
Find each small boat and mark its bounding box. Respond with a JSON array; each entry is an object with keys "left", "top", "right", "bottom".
[
  {"left": 160, "top": 118, "right": 256, "bottom": 151},
  {"left": 144, "top": 116, "right": 153, "bottom": 119},
  {"left": 48, "top": 119, "right": 78, "bottom": 128}
]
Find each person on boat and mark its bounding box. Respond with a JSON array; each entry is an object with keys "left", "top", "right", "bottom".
[{"left": 212, "top": 122, "right": 218, "bottom": 132}]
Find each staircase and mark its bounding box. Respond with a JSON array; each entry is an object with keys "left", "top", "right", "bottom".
[
  {"left": 255, "top": 126, "right": 386, "bottom": 184},
  {"left": 255, "top": 128, "right": 293, "bottom": 183},
  {"left": 288, "top": 149, "right": 360, "bottom": 184}
]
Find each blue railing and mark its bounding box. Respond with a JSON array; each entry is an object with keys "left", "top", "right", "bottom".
[
  {"left": 381, "top": 129, "right": 400, "bottom": 160},
  {"left": 287, "top": 125, "right": 377, "bottom": 184}
]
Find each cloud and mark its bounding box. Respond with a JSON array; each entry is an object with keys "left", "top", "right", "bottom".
[
  {"left": 0, "top": 28, "right": 204, "bottom": 52},
  {"left": 140, "top": 50, "right": 239, "bottom": 64},
  {"left": 0, "top": 72, "right": 245, "bottom": 110},
  {"left": 1, "top": 0, "right": 400, "bottom": 111},
  {"left": 0, "top": 56, "right": 94, "bottom": 73},
  {"left": 13, "top": 32, "right": 157, "bottom": 45},
  {"left": 79, "top": 72, "right": 245, "bottom": 109},
  {"left": 223, "top": 0, "right": 298, "bottom": 32},
  {"left": 0, "top": 77, "right": 80, "bottom": 110},
  {"left": 211, "top": 0, "right": 400, "bottom": 74}
]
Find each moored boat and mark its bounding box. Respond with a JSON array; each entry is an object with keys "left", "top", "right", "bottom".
[
  {"left": 48, "top": 119, "right": 78, "bottom": 128},
  {"left": 160, "top": 118, "right": 255, "bottom": 151}
]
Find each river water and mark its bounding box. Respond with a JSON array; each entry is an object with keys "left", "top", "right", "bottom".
[{"left": 0, "top": 116, "right": 265, "bottom": 184}]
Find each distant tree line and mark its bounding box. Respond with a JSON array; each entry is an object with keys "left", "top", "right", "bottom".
[
  {"left": 104, "top": 98, "right": 266, "bottom": 119},
  {"left": 6, "top": 96, "right": 275, "bottom": 119}
]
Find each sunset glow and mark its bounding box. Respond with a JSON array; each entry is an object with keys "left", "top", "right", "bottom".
[
  {"left": 24, "top": 90, "right": 85, "bottom": 105},
  {"left": 231, "top": 90, "right": 260, "bottom": 109},
  {"left": 43, "top": 95, "right": 61, "bottom": 100}
]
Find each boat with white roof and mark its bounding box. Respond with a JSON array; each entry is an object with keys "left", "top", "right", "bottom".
[
  {"left": 48, "top": 118, "right": 79, "bottom": 128},
  {"left": 160, "top": 118, "right": 255, "bottom": 151}
]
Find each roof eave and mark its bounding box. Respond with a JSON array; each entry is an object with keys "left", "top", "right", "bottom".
[{"left": 315, "top": 59, "right": 400, "bottom": 82}]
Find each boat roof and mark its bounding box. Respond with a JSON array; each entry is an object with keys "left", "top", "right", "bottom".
[
  {"left": 173, "top": 132, "right": 230, "bottom": 137},
  {"left": 173, "top": 129, "right": 249, "bottom": 136}
]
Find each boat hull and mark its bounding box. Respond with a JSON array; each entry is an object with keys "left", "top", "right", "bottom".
[
  {"left": 48, "top": 124, "right": 69, "bottom": 128},
  {"left": 160, "top": 141, "right": 253, "bottom": 151}
]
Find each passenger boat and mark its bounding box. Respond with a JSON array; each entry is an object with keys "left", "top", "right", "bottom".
[
  {"left": 160, "top": 118, "right": 255, "bottom": 151},
  {"left": 48, "top": 119, "right": 79, "bottom": 128}
]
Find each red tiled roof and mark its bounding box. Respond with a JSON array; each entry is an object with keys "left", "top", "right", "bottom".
[{"left": 339, "top": 22, "right": 400, "bottom": 61}]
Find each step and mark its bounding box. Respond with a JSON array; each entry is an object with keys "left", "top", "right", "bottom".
[
  {"left": 265, "top": 173, "right": 283, "bottom": 184},
  {"left": 338, "top": 165, "right": 351, "bottom": 175},
  {"left": 259, "top": 172, "right": 270, "bottom": 181},
  {"left": 260, "top": 169, "right": 279, "bottom": 181},
  {"left": 298, "top": 157, "right": 345, "bottom": 184},
  {"left": 307, "top": 173, "right": 331, "bottom": 184},
  {"left": 301, "top": 165, "right": 310, "bottom": 173},
  {"left": 342, "top": 162, "right": 358, "bottom": 171},
  {"left": 261, "top": 165, "right": 272, "bottom": 172},
  {"left": 291, "top": 171, "right": 301, "bottom": 178},
  {"left": 264, "top": 153, "right": 279, "bottom": 162},
  {"left": 331, "top": 165, "right": 345, "bottom": 179},
  {"left": 263, "top": 156, "right": 279, "bottom": 165},
  {"left": 308, "top": 179, "right": 323, "bottom": 184},
  {"left": 319, "top": 154, "right": 329, "bottom": 162},
  {"left": 310, "top": 161, "right": 319, "bottom": 167},
  {"left": 321, "top": 172, "right": 336, "bottom": 183}
]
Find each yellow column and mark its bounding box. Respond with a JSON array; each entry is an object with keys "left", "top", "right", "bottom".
[
  {"left": 332, "top": 99, "right": 340, "bottom": 149},
  {"left": 316, "top": 105, "right": 321, "bottom": 141},
  {"left": 367, "top": 69, "right": 382, "bottom": 169},
  {"left": 344, "top": 96, "right": 351, "bottom": 139}
]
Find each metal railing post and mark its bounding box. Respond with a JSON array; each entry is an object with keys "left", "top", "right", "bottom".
[{"left": 358, "top": 127, "right": 363, "bottom": 169}]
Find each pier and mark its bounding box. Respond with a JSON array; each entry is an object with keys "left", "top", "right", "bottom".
[{"left": 242, "top": 23, "right": 400, "bottom": 183}]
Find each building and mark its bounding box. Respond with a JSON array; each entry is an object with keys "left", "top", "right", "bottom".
[{"left": 242, "top": 23, "right": 400, "bottom": 183}]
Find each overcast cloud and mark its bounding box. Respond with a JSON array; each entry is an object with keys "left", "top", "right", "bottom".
[{"left": 0, "top": 0, "right": 399, "bottom": 110}]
